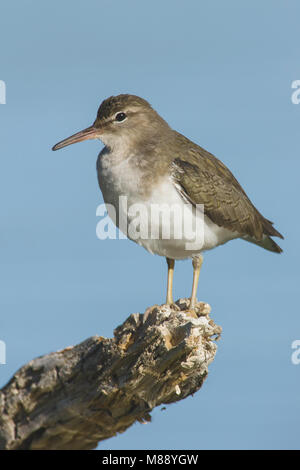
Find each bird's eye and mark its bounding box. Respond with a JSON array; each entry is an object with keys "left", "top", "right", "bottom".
[{"left": 115, "top": 112, "right": 127, "bottom": 122}]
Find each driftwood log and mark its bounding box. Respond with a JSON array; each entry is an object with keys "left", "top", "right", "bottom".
[{"left": 0, "top": 299, "right": 221, "bottom": 450}]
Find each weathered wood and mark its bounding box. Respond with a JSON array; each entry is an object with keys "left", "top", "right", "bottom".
[{"left": 0, "top": 299, "right": 221, "bottom": 450}]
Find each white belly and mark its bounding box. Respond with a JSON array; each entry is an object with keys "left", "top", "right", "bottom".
[
  {"left": 97, "top": 151, "right": 239, "bottom": 260},
  {"left": 125, "top": 180, "right": 239, "bottom": 259}
]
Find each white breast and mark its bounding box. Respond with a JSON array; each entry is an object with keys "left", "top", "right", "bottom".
[{"left": 97, "top": 149, "right": 239, "bottom": 259}]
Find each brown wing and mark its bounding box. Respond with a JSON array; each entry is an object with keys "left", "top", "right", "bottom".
[{"left": 171, "top": 140, "right": 283, "bottom": 244}]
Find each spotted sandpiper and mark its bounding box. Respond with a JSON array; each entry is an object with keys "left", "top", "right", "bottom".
[{"left": 52, "top": 94, "right": 283, "bottom": 313}]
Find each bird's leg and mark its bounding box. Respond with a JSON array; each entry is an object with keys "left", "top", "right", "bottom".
[
  {"left": 166, "top": 257, "right": 175, "bottom": 305},
  {"left": 190, "top": 255, "right": 203, "bottom": 312}
]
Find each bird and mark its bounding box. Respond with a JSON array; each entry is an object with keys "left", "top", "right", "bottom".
[{"left": 52, "top": 94, "right": 283, "bottom": 314}]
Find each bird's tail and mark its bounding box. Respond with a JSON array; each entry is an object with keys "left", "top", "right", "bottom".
[
  {"left": 243, "top": 217, "right": 284, "bottom": 253},
  {"left": 243, "top": 234, "right": 283, "bottom": 253}
]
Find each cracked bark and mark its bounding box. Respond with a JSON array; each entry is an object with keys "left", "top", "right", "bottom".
[{"left": 0, "top": 299, "right": 221, "bottom": 450}]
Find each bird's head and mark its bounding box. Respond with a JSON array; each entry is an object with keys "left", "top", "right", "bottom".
[{"left": 52, "top": 94, "right": 169, "bottom": 152}]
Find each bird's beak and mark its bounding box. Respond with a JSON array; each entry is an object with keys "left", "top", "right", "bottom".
[{"left": 52, "top": 125, "right": 100, "bottom": 151}]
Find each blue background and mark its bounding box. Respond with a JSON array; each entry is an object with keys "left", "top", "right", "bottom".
[{"left": 0, "top": 0, "right": 299, "bottom": 450}]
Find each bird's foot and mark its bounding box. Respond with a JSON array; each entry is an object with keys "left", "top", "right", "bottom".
[
  {"left": 175, "top": 298, "right": 211, "bottom": 318},
  {"left": 165, "top": 302, "right": 181, "bottom": 311}
]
